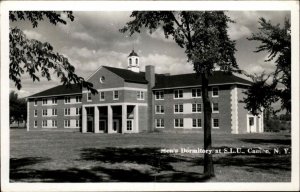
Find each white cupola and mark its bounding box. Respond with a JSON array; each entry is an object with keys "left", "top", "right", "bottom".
[{"left": 128, "top": 50, "right": 140, "bottom": 73}]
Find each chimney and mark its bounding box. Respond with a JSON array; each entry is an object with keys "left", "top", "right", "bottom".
[
  {"left": 145, "top": 65, "right": 155, "bottom": 88},
  {"left": 145, "top": 65, "right": 155, "bottom": 132}
]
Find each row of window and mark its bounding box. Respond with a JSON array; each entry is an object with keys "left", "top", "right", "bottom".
[
  {"left": 35, "top": 96, "right": 82, "bottom": 106},
  {"left": 34, "top": 108, "right": 82, "bottom": 117},
  {"left": 87, "top": 91, "right": 145, "bottom": 102},
  {"left": 155, "top": 87, "right": 219, "bottom": 100},
  {"left": 156, "top": 118, "right": 219, "bottom": 128},
  {"left": 155, "top": 103, "right": 219, "bottom": 114},
  {"left": 34, "top": 119, "right": 81, "bottom": 128}
]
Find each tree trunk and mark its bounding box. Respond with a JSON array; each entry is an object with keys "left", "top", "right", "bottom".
[{"left": 201, "top": 72, "right": 215, "bottom": 177}]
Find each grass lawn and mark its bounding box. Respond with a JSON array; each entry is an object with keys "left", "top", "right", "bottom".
[{"left": 10, "top": 129, "right": 291, "bottom": 182}]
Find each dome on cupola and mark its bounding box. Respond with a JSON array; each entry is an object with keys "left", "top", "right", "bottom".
[{"left": 127, "top": 50, "right": 140, "bottom": 73}]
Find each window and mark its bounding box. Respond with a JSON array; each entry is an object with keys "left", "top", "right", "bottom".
[
  {"left": 174, "top": 104, "right": 183, "bottom": 113},
  {"left": 155, "top": 91, "right": 164, "bottom": 100},
  {"left": 212, "top": 118, "right": 219, "bottom": 128},
  {"left": 42, "top": 109, "right": 47, "bottom": 116},
  {"left": 174, "top": 118, "right": 184, "bottom": 128},
  {"left": 87, "top": 93, "right": 92, "bottom": 101},
  {"left": 76, "top": 120, "right": 81, "bottom": 127},
  {"left": 65, "top": 96, "right": 71, "bottom": 103},
  {"left": 34, "top": 100, "right": 38, "bottom": 106},
  {"left": 127, "top": 120, "right": 132, "bottom": 131},
  {"left": 52, "top": 97, "right": 57, "bottom": 104},
  {"left": 64, "top": 120, "right": 70, "bottom": 128},
  {"left": 212, "top": 87, "right": 219, "bottom": 97},
  {"left": 64, "top": 108, "right": 70, "bottom": 116},
  {"left": 192, "top": 88, "right": 201, "bottom": 98},
  {"left": 136, "top": 58, "right": 138, "bottom": 64},
  {"left": 193, "top": 119, "right": 202, "bottom": 128},
  {"left": 129, "top": 58, "right": 132, "bottom": 65},
  {"left": 192, "top": 103, "right": 202, "bottom": 113},
  {"left": 76, "top": 96, "right": 82, "bottom": 103},
  {"left": 34, "top": 110, "right": 37, "bottom": 117},
  {"left": 99, "top": 76, "right": 105, "bottom": 83},
  {"left": 155, "top": 105, "right": 164, "bottom": 114},
  {"left": 52, "top": 109, "right": 57, "bottom": 116},
  {"left": 34, "top": 120, "right": 37, "bottom": 128},
  {"left": 42, "top": 120, "right": 47, "bottom": 127},
  {"left": 137, "top": 91, "right": 144, "bottom": 100},
  {"left": 212, "top": 102, "right": 219, "bottom": 113},
  {"left": 174, "top": 89, "right": 183, "bottom": 99},
  {"left": 42, "top": 98, "right": 47, "bottom": 105},
  {"left": 76, "top": 108, "right": 81, "bottom": 115},
  {"left": 156, "top": 119, "right": 164, "bottom": 128},
  {"left": 100, "top": 92, "right": 105, "bottom": 101},
  {"left": 113, "top": 91, "right": 119, "bottom": 100},
  {"left": 52, "top": 120, "right": 57, "bottom": 127}
]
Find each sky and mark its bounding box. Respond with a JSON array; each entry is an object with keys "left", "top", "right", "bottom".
[{"left": 9, "top": 11, "right": 290, "bottom": 98}]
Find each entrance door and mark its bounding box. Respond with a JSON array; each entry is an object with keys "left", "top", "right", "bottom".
[
  {"left": 87, "top": 116, "right": 94, "bottom": 132},
  {"left": 112, "top": 120, "right": 119, "bottom": 133},
  {"left": 99, "top": 120, "right": 106, "bottom": 133},
  {"left": 249, "top": 116, "right": 256, "bottom": 133}
]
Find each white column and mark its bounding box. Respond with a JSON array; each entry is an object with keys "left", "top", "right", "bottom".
[
  {"left": 27, "top": 101, "right": 29, "bottom": 131},
  {"left": 94, "top": 106, "right": 99, "bottom": 133},
  {"left": 122, "top": 104, "right": 127, "bottom": 133},
  {"left": 134, "top": 105, "right": 139, "bottom": 133},
  {"left": 82, "top": 106, "right": 87, "bottom": 133},
  {"left": 107, "top": 105, "right": 113, "bottom": 133}
]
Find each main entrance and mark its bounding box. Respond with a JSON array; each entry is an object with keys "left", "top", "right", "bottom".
[
  {"left": 247, "top": 115, "right": 257, "bottom": 133},
  {"left": 82, "top": 104, "right": 139, "bottom": 134}
]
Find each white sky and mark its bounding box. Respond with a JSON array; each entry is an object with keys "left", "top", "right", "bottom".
[{"left": 9, "top": 11, "right": 290, "bottom": 98}]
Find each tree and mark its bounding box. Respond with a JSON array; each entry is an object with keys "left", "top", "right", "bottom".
[
  {"left": 120, "top": 11, "right": 238, "bottom": 178},
  {"left": 10, "top": 91, "right": 27, "bottom": 127},
  {"left": 243, "top": 18, "right": 291, "bottom": 115},
  {"left": 9, "top": 11, "right": 97, "bottom": 94}
]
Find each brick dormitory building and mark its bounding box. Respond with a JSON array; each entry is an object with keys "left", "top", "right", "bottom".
[{"left": 26, "top": 50, "right": 264, "bottom": 134}]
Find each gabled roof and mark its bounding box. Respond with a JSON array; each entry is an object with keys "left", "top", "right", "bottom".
[
  {"left": 27, "top": 84, "right": 82, "bottom": 98},
  {"left": 103, "top": 66, "right": 148, "bottom": 84},
  {"left": 153, "top": 71, "right": 252, "bottom": 89}
]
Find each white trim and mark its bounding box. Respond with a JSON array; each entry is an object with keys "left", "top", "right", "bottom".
[
  {"left": 34, "top": 109, "right": 38, "bottom": 117},
  {"left": 99, "top": 91, "right": 105, "bottom": 101},
  {"left": 52, "top": 108, "right": 57, "bottom": 116},
  {"left": 174, "top": 118, "right": 184, "bottom": 128},
  {"left": 87, "top": 92, "right": 92, "bottom": 102},
  {"left": 33, "top": 120, "right": 37, "bottom": 128},
  {"left": 34, "top": 99, "right": 37, "bottom": 106},
  {"left": 152, "top": 82, "right": 251, "bottom": 90},
  {"left": 212, "top": 102, "right": 219, "bottom": 113},
  {"left": 87, "top": 66, "right": 103, "bottom": 81},
  {"left": 137, "top": 91, "right": 145, "bottom": 100},
  {"left": 42, "top": 109, "right": 47, "bottom": 117},
  {"left": 83, "top": 102, "right": 148, "bottom": 107},
  {"left": 113, "top": 90, "right": 119, "bottom": 100},
  {"left": 64, "top": 96, "right": 71, "bottom": 104},
  {"left": 192, "top": 118, "right": 202, "bottom": 128},
  {"left": 51, "top": 97, "right": 58, "bottom": 105},
  {"left": 155, "top": 119, "right": 165, "bottom": 128},
  {"left": 42, "top": 98, "right": 48, "bottom": 105},
  {"left": 191, "top": 88, "right": 202, "bottom": 98},
  {"left": 27, "top": 102, "right": 29, "bottom": 131},
  {"left": 231, "top": 85, "right": 239, "bottom": 134},
  {"left": 155, "top": 91, "right": 164, "bottom": 100},
  {"left": 247, "top": 114, "right": 257, "bottom": 133},
  {"left": 126, "top": 119, "right": 133, "bottom": 131},
  {"left": 212, "top": 87, "right": 219, "bottom": 97},
  {"left": 174, "top": 104, "right": 184, "bottom": 113},
  {"left": 27, "top": 92, "right": 82, "bottom": 99},
  {"left": 212, "top": 118, "right": 220, "bottom": 129},
  {"left": 64, "top": 108, "right": 71, "bottom": 116},
  {"left": 155, "top": 105, "right": 164, "bottom": 114},
  {"left": 191, "top": 103, "right": 202, "bottom": 113},
  {"left": 173, "top": 89, "right": 184, "bottom": 99},
  {"left": 82, "top": 87, "right": 148, "bottom": 93},
  {"left": 75, "top": 95, "right": 82, "bottom": 103}
]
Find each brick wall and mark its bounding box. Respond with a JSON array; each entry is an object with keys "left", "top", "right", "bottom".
[
  {"left": 153, "top": 85, "right": 232, "bottom": 133},
  {"left": 28, "top": 94, "right": 82, "bottom": 131}
]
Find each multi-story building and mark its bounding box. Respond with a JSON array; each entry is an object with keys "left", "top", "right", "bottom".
[{"left": 27, "top": 50, "right": 264, "bottom": 134}]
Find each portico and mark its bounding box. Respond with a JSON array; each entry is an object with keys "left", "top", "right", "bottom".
[{"left": 82, "top": 104, "right": 139, "bottom": 134}]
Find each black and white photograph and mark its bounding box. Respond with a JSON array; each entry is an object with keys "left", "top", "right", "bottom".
[{"left": 1, "top": 1, "right": 299, "bottom": 191}]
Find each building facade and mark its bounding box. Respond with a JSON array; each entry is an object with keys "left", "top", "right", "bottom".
[{"left": 27, "top": 50, "right": 264, "bottom": 134}]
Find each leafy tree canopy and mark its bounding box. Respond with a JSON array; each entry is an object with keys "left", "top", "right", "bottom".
[
  {"left": 243, "top": 17, "right": 291, "bottom": 115},
  {"left": 9, "top": 11, "right": 97, "bottom": 94}
]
